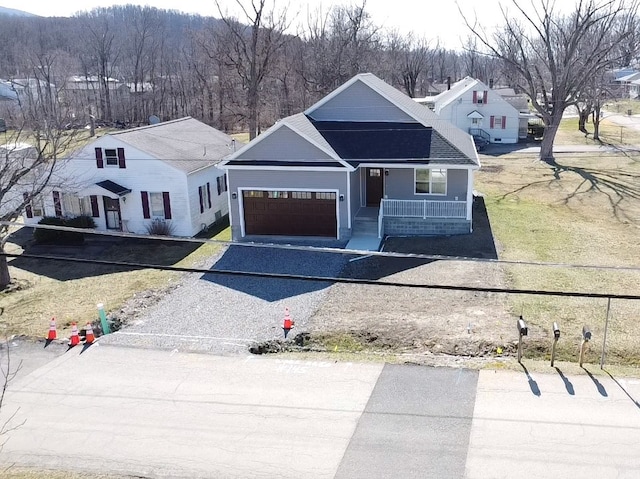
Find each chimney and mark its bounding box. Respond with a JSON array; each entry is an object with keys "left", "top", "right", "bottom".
[
  {"left": 447, "top": 76, "right": 451, "bottom": 90},
  {"left": 489, "top": 78, "right": 494, "bottom": 89}
]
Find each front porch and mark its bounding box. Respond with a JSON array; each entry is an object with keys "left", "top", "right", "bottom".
[
  {"left": 346, "top": 199, "right": 472, "bottom": 251},
  {"left": 378, "top": 199, "right": 471, "bottom": 237}
]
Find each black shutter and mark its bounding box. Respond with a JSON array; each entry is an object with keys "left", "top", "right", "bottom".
[
  {"left": 117, "top": 147, "right": 126, "bottom": 168},
  {"left": 141, "top": 191, "right": 150, "bottom": 219},
  {"left": 199, "top": 186, "right": 204, "bottom": 213},
  {"left": 23, "top": 193, "right": 33, "bottom": 218},
  {"left": 53, "top": 191, "right": 62, "bottom": 217},
  {"left": 95, "top": 148, "right": 104, "bottom": 168},
  {"left": 162, "top": 192, "right": 172, "bottom": 219},
  {"left": 206, "top": 182, "right": 212, "bottom": 208},
  {"left": 90, "top": 195, "right": 100, "bottom": 217}
]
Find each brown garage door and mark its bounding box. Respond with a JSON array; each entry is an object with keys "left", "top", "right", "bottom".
[{"left": 243, "top": 190, "right": 337, "bottom": 237}]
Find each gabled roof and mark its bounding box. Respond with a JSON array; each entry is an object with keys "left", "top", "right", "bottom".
[
  {"left": 312, "top": 73, "right": 479, "bottom": 165},
  {"left": 109, "top": 117, "right": 237, "bottom": 174},
  {"left": 616, "top": 72, "right": 640, "bottom": 83},
  {"left": 222, "top": 74, "right": 479, "bottom": 169},
  {"left": 433, "top": 76, "right": 482, "bottom": 110}
]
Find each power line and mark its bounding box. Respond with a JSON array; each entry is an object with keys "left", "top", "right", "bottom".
[
  {"left": 2, "top": 251, "right": 639, "bottom": 301},
  {"left": 3, "top": 221, "right": 640, "bottom": 273}
]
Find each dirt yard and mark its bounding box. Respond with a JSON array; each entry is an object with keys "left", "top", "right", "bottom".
[
  {"left": 308, "top": 197, "right": 518, "bottom": 358},
  {"left": 308, "top": 152, "right": 640, "bottom": 365}
]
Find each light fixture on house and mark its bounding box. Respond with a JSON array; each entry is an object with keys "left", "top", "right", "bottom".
[
  {"left": 339, "top": 194, "right": 344, "bottom": 202},
  {"left": 231, "top": 192, "right": 237, "bottom": 199},
  {"left": 385, "top": 169, "right": 389, "bottom": 176}
]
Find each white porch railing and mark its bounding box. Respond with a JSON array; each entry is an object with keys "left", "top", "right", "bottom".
[{"left": 378, "top": 199, "right": 467, "bottom": 237}]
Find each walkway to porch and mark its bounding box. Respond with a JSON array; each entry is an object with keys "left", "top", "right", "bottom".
[{"left": 346, "top": 207, "right": 382, "bottom": 252}]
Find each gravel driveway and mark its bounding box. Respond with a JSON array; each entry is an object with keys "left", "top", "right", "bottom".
[{"left": 101, "top": 242, "right": 350, "bottom": 354}]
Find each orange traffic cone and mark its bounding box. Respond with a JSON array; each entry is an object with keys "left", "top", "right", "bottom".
[
  {"left": 68, "top": 323, "right": 80, "bottom": 347},
  {"left": 85, "top": 322, "right": 95, "bottom": 344},
  {"left": 47, "top": 317, "right": 57, "bottom": 341},
  {"left": 283, "top": 307, "right": 295, "bottom": 339}
]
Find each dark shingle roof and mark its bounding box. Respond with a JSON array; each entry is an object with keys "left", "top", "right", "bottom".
[{"left": 311, "top": 120, "right": 431, "bottom": 159}]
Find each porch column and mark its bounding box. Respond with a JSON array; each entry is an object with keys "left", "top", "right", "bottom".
[{"left": 466, "top": 169, "right": 474, "bottom": 222}]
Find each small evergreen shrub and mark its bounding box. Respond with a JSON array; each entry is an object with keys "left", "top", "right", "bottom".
[
  {"left": 33, "top": 215, "right": 96, "bottom": 245},
  {"left": 66, "top": 215, "right": 97, "bottom": 229}
]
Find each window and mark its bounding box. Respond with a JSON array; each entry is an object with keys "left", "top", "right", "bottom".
[
  {"left": 415, "top": 168, "right": 447, "bottom": 195},
  {"left": 493, "top": 116, "right": 503, "bottom": 129},
  {"left": 31, "top": 197, "right": 45, "bottom": 217},
  {"left": 243, "top": 190, "right": 264, "bottom": 198},
  {"left": 471, "top": 118, "right": 480, "bottom": 125},
  {"left": 104, "top": 149, "right": 118, "bottom": 166},
  {"left": 316, "top": 192, "right": 336, "bottom": 200},
  {"left": 473, "top": 90, "right": 488, "bottom": 104},
  {"left": 267, "top": 191, "right": 289, "bottom": 199},
  {"left": 141, "top": 191, "right": 171, "bottom": 219},
  {"left": 369, "top": 169, "right": 381, "bottom": 177},
  {"left": 291, "top": 191, "right": 312, "bottom": 199},
  {"left": 216, "top": 174, "right": 228, "bottom": 195},
  {"left": 62, "top": 194, "right": 92, "bottom": 216},
  {"left": 198, "top": 183, "right": 212, "bottom": 213},
  {"left": 149, "top": 192, "right": 166, "bottom": 217}
]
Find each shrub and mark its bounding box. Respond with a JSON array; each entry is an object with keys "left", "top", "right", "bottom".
[
  {"left": 33, "top": 215, "right": 96, "bottom": 245},
  {"left": 145, "top": 218, "right": 175, "bottom": 236},
  {"left": 66, "top": 215, "right": 97, "bottom": 229}
]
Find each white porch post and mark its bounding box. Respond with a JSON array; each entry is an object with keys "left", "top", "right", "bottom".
[{"left": 466, "top": 169, "right": 474, "bottom": 221}]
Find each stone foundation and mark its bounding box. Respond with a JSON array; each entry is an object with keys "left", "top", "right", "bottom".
[{"left": 383, "top": 217, "right": 471, "bottom": 236}]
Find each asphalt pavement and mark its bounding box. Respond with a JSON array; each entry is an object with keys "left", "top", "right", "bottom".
[{"left": 1, "top": 343, "right": 639, "bottom": 478}]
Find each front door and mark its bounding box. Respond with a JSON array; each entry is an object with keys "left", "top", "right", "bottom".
[
  {"left": 103, "top": 197, "right": 121, "bottom": 230},
  {"left": 366, "top": 168, "right": 384, "bottom": 206}
]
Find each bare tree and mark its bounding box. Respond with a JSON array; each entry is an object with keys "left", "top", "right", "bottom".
[
  {"left": 462, "top": 0, "right": 639, "bottom": 161},
  {"left": 214, "top": 0, "right": 291, "bottom": 139},
  {"left": 0, "top": 79, "right": 82, "bottom": 289},
  {"left": 0, "top": 337, "right": 24, "bottom": 453}
]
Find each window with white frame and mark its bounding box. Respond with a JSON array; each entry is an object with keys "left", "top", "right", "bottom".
[
  {"left": 493, "top": 116, "right": 503, "bottom": 129},
  {"left": 471, "top": 118, "right": 480, "bottom": 125},
  {"left": 149, "top": 192, "right": 166, "bottom": 217},
  {"left": 62, "top": 194, "right": 91, "bottom": 216},
  {"left": 415, "top": 168, "right": 447, "bottom": 195},
  {"left": 104, "top": 148, "right": 118, "bottom": 166},
  {"left": 31, "top": 196, "right": 45, "bottom": 217}
]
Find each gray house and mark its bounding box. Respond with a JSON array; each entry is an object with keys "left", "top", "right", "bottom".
[{"left": 220, "top": 73, "right": 480, "bottom": 248}]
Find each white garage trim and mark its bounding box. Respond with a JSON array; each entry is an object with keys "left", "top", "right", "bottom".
[{"left": 237, "top": 187, "right": 341, "bottom": 239}]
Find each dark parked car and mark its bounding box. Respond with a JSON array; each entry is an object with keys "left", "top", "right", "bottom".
[{"left": 473, "top": 136, "right": 489, "bottom": 151}]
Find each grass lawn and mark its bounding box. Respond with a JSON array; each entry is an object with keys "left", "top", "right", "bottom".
[
  {"left": 476, "top": 153, "right": 640, "bottom": 364},
  {"left": 0, "top": 225, "right": 230, "bottom": 339},
  {"left": 604, "top": 99, "right": 640, "bottom": 115},
  {"left": 555, "top": 116, "right": 640, "bottom": 146}
]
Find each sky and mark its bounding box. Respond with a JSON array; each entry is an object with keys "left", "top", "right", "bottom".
[{"left": 4, "top": 0, "right": 512, "bottom": 49}]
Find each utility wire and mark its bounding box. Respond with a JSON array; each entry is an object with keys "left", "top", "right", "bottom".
[
  {"left": 4, "top": 221, "right": 640, "bottom": 273},
  {"left": 3, "top": 251, "right": 640, "bottom": 301}
]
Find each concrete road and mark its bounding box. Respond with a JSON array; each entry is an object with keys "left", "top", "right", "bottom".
[
  {"left": 1, "top": 344, "right": 640, "bottom": 478},
  {"left": 465, "top": 367, "right": 640, "bottom": 479}
]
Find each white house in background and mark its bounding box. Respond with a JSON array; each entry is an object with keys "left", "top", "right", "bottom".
[
  {"left": 23, "top": 117, "right": 237, "bottom": 237},
  {"left": 416, "top": 77, "right": 521, "bottom": 144}
]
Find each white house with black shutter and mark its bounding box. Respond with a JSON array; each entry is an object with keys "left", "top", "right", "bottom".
[
  {"left": 416, "top": 77, "right": 521, "bottom": 144},
  {"left": 22, "top": 117, "right": 236, "bottom": 237}
]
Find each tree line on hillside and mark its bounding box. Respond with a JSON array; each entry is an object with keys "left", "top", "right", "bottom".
[{"left": 0, "top": 1, "right": 500, "bottom": 137}]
